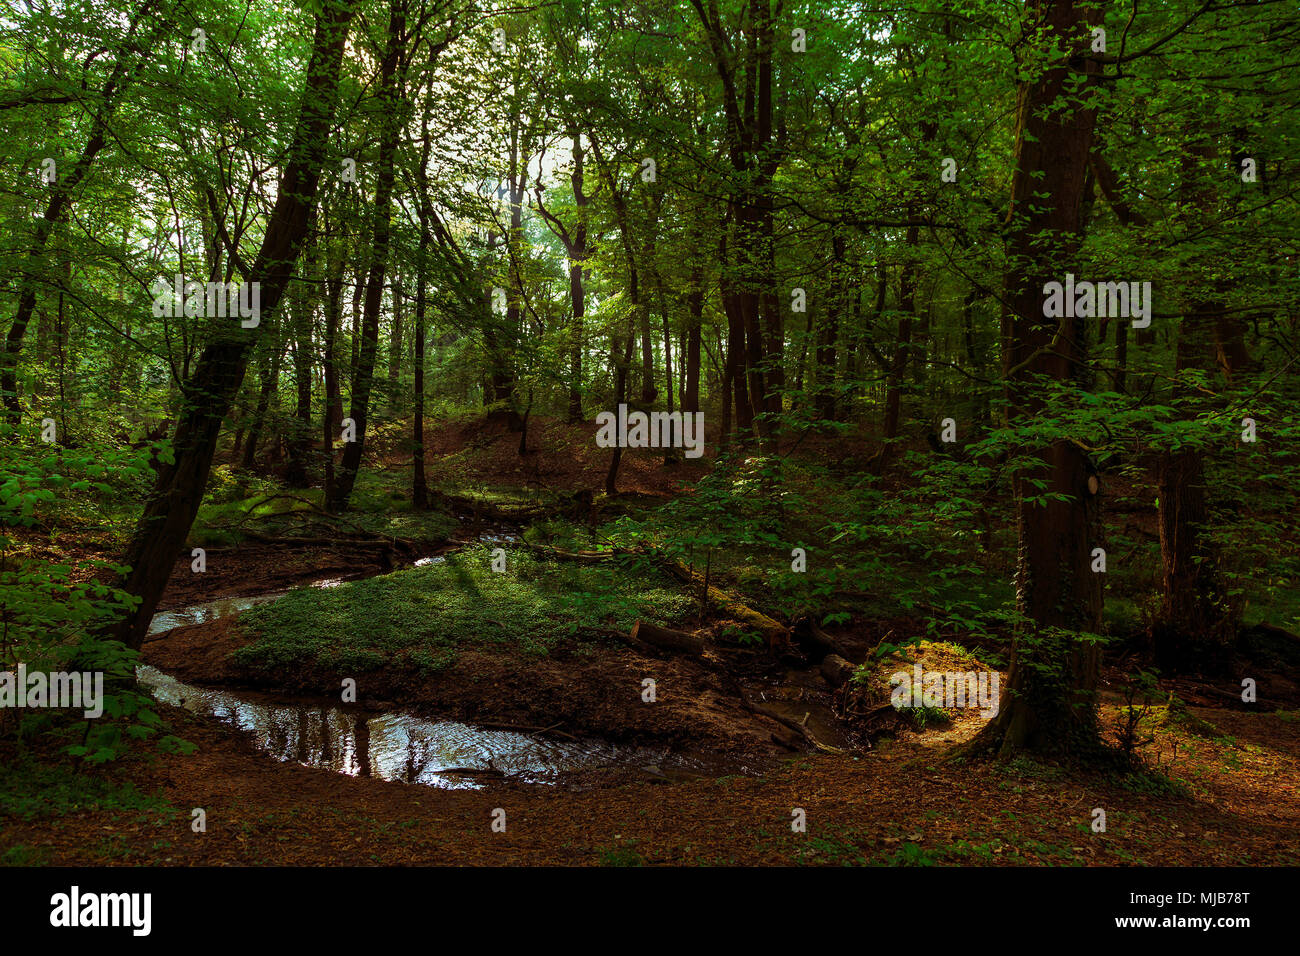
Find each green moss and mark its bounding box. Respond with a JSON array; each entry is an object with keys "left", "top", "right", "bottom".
[
  {"left": 0, "top": 758, "right": 174, "bottom": 821},
  {"left": 230, "top": 545, "right": 693, "bottom": 673},
  {"left": 189, "top": 479, "right": 458, "bottom": 548},
  {"left": 597, "top": 840, "right": 646, "bottom": 866},
  {"left": 1, "top": 844, "right": 49, "bottom": 866}
]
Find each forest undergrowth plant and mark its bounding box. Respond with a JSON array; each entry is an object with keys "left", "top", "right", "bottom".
[{"left": 0, "top": 427, "right": 192, "bottom": 762}]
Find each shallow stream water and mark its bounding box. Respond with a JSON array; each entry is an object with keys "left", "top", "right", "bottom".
[{"left": 140, "top": 572, "right": 693, "bottom": 790}]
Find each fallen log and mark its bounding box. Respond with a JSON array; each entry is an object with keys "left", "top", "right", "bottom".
[
  {"left": 519, "top": 542, "right": 616, "bottom": 562},
  {"left": 806, "top": 621, "right": 858, "bottom": 662},
  {"left": 716, "top": 671, "right": 842, "bottom": 753},
  {"left": 444, "top": 493, "right": 563, "bottom": 523},
  {"left": 629, "top": 620, "right": 706, "bottom": 656},
  {"left": 238, "top": 530, "right": 407, "bottom": 549},
  {"left": 820, "top": 653, "right": 857, "bottom": 688},
  {"left": 740, "top": 695, "right": 842, "bottom": 754},
  {"left": 661, "top": 559, "right": 790, "bottom": 647},
  {"left": 1245, "top": 622, "right": 1300, "bottom": 645},
  {"left": 576, "top": 624, "right": 662, "bottom": 658}
]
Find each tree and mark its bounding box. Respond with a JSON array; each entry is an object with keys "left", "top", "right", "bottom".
[
  {"left": 111, "top": 0, "right": 361, "bottom": 649},
  {"left": 967, "top": 0, "right": 1105, "bottom": 757}
]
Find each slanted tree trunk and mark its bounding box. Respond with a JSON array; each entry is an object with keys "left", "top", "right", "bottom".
[{"left": 109, "top": 0, "right": 359, "bottom": 650}]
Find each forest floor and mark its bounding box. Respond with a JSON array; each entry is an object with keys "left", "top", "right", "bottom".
[
  {"left": 4, "top": 415, "right": 1299, "bottom": 866},
  {"left": 4, "top": 692, "right": 1297, "bottom": 866}
]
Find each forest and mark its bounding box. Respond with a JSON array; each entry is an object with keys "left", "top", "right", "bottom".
[{"left": 1, "top": 0, "right": 1298, "bottom": 879}]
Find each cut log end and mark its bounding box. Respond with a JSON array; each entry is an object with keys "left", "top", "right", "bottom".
[
  {"left": 820, "top": 653, "right": 856, "bottom": 687},
  {"left": 629, "top": 620, "right": 705, "bottom": 655}
]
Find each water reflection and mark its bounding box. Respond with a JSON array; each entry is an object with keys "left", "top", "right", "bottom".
[
  {"left": 413, "top": 533, "right": 517, "bottom": 568},
  {"left": 138, "top": 539, "right": 714, "bottom": 790},
  {"left": 135, "top": 665, "right": 671, "bottom": 789},
  {"left": 148, "top": 595, "right": 283, "bottom": 635}
]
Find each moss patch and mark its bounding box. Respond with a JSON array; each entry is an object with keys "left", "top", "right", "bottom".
[
  {"left": 0, "top": 756, "right": 174, "bottom": 822},
  {"left": 229, "top": 545, "right": 694, "bottom": 674}
]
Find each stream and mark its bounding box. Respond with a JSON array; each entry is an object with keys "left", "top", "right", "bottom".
[{"left": 140, "top": 583, "right": 697, "bottom": 790}]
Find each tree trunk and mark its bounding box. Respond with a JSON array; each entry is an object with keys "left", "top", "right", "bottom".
[
  {"left": 567, "top": 259, "right": 585, "bottom": 423},
  {"left": 109, "top": 0, "right": 359, "bottom": 650},
  {"left": 2, "top": 6, "right": 164, "bottom": 425},
  {"left": 720, "top": 230, "right": 754, "bottom": 441},
  {"left": 684, "top": 266, "right": 703, "bottom": 416},
  {"left": 411, "top": 107, "right": 436, "bottom": 510},
  {"left": 966, "top": 0, "right": 1103, "bottom": 759},
  {"left": 240, "top": 340, "right": 285, "bottom": 471},
  {"left": 387, "top": 274, "right": 403, "bottom": 407},
  {"left": 284, "top": 237, "right": 316, "bottom": 487},
  {"left": 604, "top": 328, "right": 634, "bottom": 495},
  {"left": 628, "top": 621, "right": 705, "bottom": 656},
  {"left": 1152, "top": 143, "right": 1246, "bottom": 665},
  {"left": 327, "top": 0, "right": 406, "bottom": 513},
  {"left": 321, "top": 204, "right": 346, "bottom": 505},
  {"left": 880, "top": 259, "right": 914, "bottom": 467},
  {"left": 412, "top": 274, "right": 429, "bottom": 510},
  {"left": 815, "top": 232, "right": 845, "bottom": 421},
  {"left": 1155, "top": 426, "right": 1223, "bottom": 666}
]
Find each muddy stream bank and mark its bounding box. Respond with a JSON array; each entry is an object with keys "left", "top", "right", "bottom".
[{"left": 139, "top": 537, "right": 795, "bottom": 790}]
